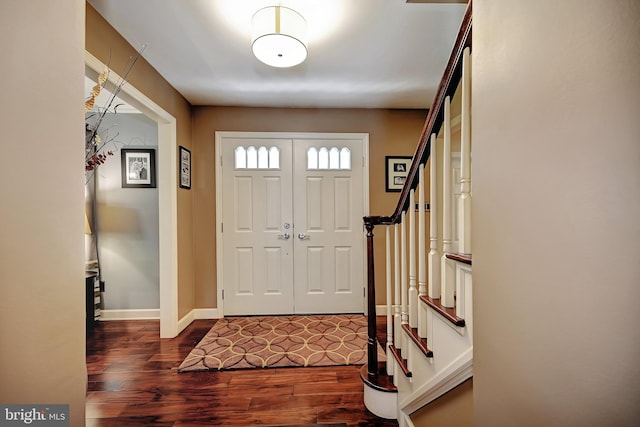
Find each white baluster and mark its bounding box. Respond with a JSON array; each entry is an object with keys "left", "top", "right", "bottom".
[
  {"left": 418, "top": 164, "right": 428, "bottom": 338},
  {"left": 408, "top": 190, "right": 417, "bottom": 329},
  {"left": 458, "top": 47, "right": 472, "bottom": 256},
  {"left": 441, "top": 96, "right": 456, "bottom": 308},
  {"left": 401, "top": 211, "right": 408, "bottom": 348},
  {"left": 393, "top": 223, "right": 402, "bottom": 349},
  {"left": 385, "top": 225, "right": 393, "bottom": 375},
  {"left": 429, "top": 133, "right": 441, "bottom": 299}
]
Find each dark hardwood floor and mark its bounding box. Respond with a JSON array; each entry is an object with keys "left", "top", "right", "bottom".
[{"left": 86, "top": 317, "right": 398, "bottom": 426}]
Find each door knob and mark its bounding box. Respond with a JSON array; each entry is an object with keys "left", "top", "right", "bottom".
[
  {"left": 277, "top": 233, "right": 290, "bottom": 240},
  {"left": 298, "top": 233, "right": 310, "bottom": 240}
]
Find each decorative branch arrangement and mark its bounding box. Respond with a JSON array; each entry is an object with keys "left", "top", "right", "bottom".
[
  {"left": 84, "top": 45, "right": 147, "bottom": 288},
  {"left": 85, "top": 45, "right": 147, "bottom": 174}
]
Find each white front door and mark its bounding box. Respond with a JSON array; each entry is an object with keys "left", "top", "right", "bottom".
[
  {"left": 217, "top": 132, "right": 368, "bottom": 316},
  {"left": 221, "top": 137, "right": 294, "bottom": 315},
  {"left": 292, "top": 138, "right": 366, "bottom": 313}
]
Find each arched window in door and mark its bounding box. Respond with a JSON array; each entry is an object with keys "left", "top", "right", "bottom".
[
  {"left": 306, "top": 146, "right": 351, "bottom": 170},
  {"left": 234, "top": 145, "right": 280, "bottom": 169}
]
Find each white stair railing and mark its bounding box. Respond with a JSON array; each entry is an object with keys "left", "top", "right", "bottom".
[
  {"left": 400, "top": 211, "right": 408, "bottom": 349},
  {"left": 458, "top": 46, "right": 472, "bottom": 256},
  {"left": 441, "top": 96, "right": 456, "bottom": 308},
  {"left": 428, "top": 133, "right": 440, "bottom": 300},
  {"left": 360, "top": 4, "right": 472, "bottom": 422},
  {"left": 408, "top": 190, "right": 417, "bottom": 328},
  {"left": 417, "top": 164, "right": 428, "bottom": 338},
  {"left": 385, "top": 225, "right": 394, "bottom": 375}
]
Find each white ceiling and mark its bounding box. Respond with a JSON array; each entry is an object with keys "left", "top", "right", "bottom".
[{"left": 87, "top": 0, "right": 468, "bottom": 109}]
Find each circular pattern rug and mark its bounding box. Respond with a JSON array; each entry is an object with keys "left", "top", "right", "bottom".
[{"left": 177, "top": 314, "right": 384, "bottom": 372}]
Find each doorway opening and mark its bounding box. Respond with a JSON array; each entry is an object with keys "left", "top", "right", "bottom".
[{"left": 85, "top": 51, "right": 179, "bottom": 338}]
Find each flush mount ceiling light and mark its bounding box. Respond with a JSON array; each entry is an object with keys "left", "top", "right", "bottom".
[{"left": 251, "top": 6, "right": 308, "bottom": 68}]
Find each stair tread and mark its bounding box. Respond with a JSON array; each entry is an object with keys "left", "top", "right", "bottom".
[
  {"left": 262, "top": 424, "right": 347, "bottom": 427},
  {"left": 389, "top": 344, "right": 412, "bottom": 377},
  {"left": 445, "top": 252, "right": 472, "bottom": 265},
  {"left": 420, "top": 295, "right": 466, "bottom": 327},
  {"left": 402, "top": 323, "right": 433, "bottom": 358},
  {"left": 360, "top": 362, "right": 398, "bottom": 392}
]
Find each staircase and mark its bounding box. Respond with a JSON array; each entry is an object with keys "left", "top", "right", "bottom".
[{"left": 361, "top": 3, "right": 472, "bottom": 425}]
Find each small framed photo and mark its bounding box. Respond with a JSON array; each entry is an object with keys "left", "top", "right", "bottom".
[
  {"left": 385, "top": 156, "right": 412, "bottom": 192},
  {"left": 121, "top": 148, "right": 156, "bottom": 188},
  {"left": 179, "top": 146, "right": 191, "bottom": 189}
]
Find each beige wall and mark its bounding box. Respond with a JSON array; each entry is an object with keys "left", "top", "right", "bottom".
[
  {"left": 411, "top": 379, "right": 473, "bottom": 427},
  {"left": 473, "top": 1, "right": 640, "bottom": 426},
  {"left": 192, "top": 107, "right": 427, "bottom": 308},
  {"left": 86, "top": 3, "right": 427, "bottom": 316},
  {"left": 0, "top": 1, "right": 87, "bottom": 424},
  {"left": 86, "top": 5, "right": 195, "bottom": 318}
]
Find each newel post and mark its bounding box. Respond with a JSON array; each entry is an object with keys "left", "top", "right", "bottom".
[{"left": 364, "top": 217, "right": 378, "bottom": 375}]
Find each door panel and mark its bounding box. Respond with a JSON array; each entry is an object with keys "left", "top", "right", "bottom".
[
  {"left": 293, "top": 139, "right": 365, "bottom": 314},
  {"left": 334, "top": 177, "right": 352, "bottom": 230},
  {"left": 221, "top": 138, "right": 293, "bottom": 315}
]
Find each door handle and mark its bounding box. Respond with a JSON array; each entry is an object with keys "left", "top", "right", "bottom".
[
  {"left": 298, "top": 233, "right": 310, "bottom": 240},
  {"left": 277, "top": 233, "right": 290, "bottom": 240}
]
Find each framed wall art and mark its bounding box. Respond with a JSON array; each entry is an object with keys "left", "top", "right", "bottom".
[
  {"left": 179, "top": 146, "right": 191, "bottom": 189},
  {"left": 385, "top": 155, "right": 412, "bottom": 192},
  {"left": 121, "top": 148, "right": 156, "bottom": 188}
]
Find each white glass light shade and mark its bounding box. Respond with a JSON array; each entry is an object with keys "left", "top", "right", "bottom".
[{"left": 252, "top": 6, "right": 307, "bottom": 68}]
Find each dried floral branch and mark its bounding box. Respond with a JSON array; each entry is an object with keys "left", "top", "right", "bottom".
[{"left": 85, "top": 44, "right": 147, "bottom": 174}]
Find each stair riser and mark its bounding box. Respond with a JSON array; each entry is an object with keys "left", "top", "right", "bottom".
[{"left": 394, "top": 310, "right": 472, "bottom": 397}]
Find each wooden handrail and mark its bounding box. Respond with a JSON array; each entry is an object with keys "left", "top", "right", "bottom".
[
  {"left": 362, "top": 1, "right": 472, "bottom": 378},
  {"left": 369, "top": 1, "right": 472, "bottom": 226}
]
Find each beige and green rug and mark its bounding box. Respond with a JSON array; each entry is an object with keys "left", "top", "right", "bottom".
[{"left": 178, "top": 314, "right": 382, "bottom": 372}]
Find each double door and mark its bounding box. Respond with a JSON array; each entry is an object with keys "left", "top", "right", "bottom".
[{"left": 218, "top": 133, "right": 368, "bottom": 315}]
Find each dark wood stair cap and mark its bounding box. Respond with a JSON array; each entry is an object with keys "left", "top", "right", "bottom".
[
  {"left": 388, "top": 345, "right": 412, "bottom": 378},
  {"left": 263, "top": 424, "right": 348, "bottom": 427},
  {"left": 402, "top": 324, "right": 433, "bottom": 358},
  {"left": 420, "top": 296, "right": 466, "bottom": 327},
  {"left": 445, "top": 252, "right": 472, "bottom": 265},
  {"left": 360, "top": 362, "right": 398, "bottom": 392}
]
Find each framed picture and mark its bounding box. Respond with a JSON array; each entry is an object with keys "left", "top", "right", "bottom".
[
  {"left": 385, "top": 156, "right": 412, "bottom": 192},
  {"left": 121, "top": 148, "right": 156, "bottom": 188},
  {"left": 179, "top": 146, "right": 191, "bottom": 189}
]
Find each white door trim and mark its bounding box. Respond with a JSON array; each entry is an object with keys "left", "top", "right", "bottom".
[
  {"left": 215, "top": 131, "right": 370, "bottom": 317},
  {"left": 86, "top": 51, "right": 179, "bottom": 338}
]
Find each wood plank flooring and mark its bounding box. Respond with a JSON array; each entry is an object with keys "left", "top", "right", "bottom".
[{"left": 86, "top": 318, "right": 398, "bottom": 426}]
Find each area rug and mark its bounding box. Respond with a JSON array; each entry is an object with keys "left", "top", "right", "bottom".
[{"left": 178, "top": 314, "right": 383, "bottom": 372}]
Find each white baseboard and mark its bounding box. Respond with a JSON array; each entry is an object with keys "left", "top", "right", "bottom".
[
  {"left": 376, "top": 304, "right": 396, "bottom": 316},
  {"left": 100, "top": 309, "right": 160, "bottom": 321},
  {"left": 177, "top": 308, "right": 221, "bottom": 334},
  {"left": 194, "top": 308, "right": 221, "bottom": 319},
  {"left": 177, "top": 310, "right": 195, "bottom": 333}
]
